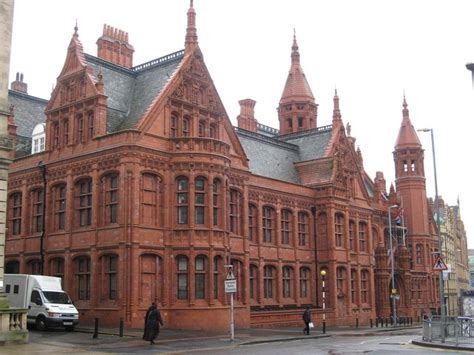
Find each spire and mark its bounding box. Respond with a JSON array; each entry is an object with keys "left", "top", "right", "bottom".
[
  {"left": 395, "top": 95, "right": 422, "bottom": 149},
  {"left": 185, "top": 0, "right": 198, "bottom": 53},
  {"left": 332, "top": 88, "right": 342, "bottom": 122},
  {"left": 279, "top": 32, "right": 315, "bottom": 105}
]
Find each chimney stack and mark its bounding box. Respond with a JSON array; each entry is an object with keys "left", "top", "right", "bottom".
[
  {"left": 237, "top": 99, "right": 258, "bottom": 132},
  {"left": 97, "top": 24, "right": 134, "bottom": 68},
  {"left": 10, "top": 72, "right": 28, "bottom": 93}
]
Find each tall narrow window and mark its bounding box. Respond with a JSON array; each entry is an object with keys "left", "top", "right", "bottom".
[
  {"left": 264, "top": 266, "right": 274, "bottom": 298},
  {"left": 335, "top": 213, "right": 344, "bottom": 247},
  {"left": 229, "top": 189, "right": 242, "bottom": 234},
  {"left": 177, "top": 256, "right": 188, "bottom": 299},
  {"left": 182, "top": 116, "right": 190, "bottom": 137},
  {"left": 63, "top": 119, "right": 69, "bottom": 146},
  {"left": 282, "top": 266, "right": 293, "bottom": 298},
  {"left": 32, "top": 189, "right": 44, "bottom": 233},
  {"left": 177, "top": 177, "right": 188, "bottom": 225},
  {"left": 195, "top": 256, "right": 206, "bottom": 299},
  {"left": 359, "top": 222, "right": 367, "bottom": 252},
  {"left": 76, "top": 257, "right": 91, "bottom": 300},
  {"left": 248, "top": 204, "right": 257, "bottom": 241},
  {"left": 88, "top": 112, "right": 94, "bottom": 140},
  {"left": 213, "top": 256, "right": 221, "bottom": 299},
  {"left": 77, "top": 179, "right": 92, "bottom": 227},
  {"left": 249, "top": 265, "right": 257, "bottom": 300},
  {"left": 298, "top": 116, "right": 304, "bottom": 128},
  {"left": 28, "top": 260, "right": 41, "bottom": 275},
  {"left": 55, "top": 184, "right": 66, "bottom": 230},
  {"left": 300, "top": 267, "right": 309, "bottom": 298},
  {"left": 53, "top": 122, "right": 59, "bottom": 148},
  {"left": 287, "top": 118, "right": 292, "bottom": 129},
  {"left": 281, "top": 209, "right": 291, "bottom": 244},
  {"left": 170, "top": 114, "right": 177, "bottom": 137},
  {"left": 298, "top": 212, "right": 308, "bottom": 246},
  {"left": 106, "top": 175, "right": 118, "bottom": 224},
  {"left": 349, "top": 220, "right": 355, "bottom": 250},
  {"left": 105, "top": 255, "right": 117, "bottom": 300},
  {"left": 361, "top": 269, "right": 369, "bottom": 304},
  {"left": 142, "top": 174, "right": 160, "bottom": 226},
  {"left": 195, "top": 177, "right": 205, "bottom": 225},
  {"left": 77, "top": 115, "right": 84, "bottom": 143},
  {"left": 10, "top": 192, "right": 22, "bottom": 236},
  {"left": 212, "top": 179, "right": 221, "bottom": 226},
  {"left": 50, "top": 258, "right": 64, "bottom": 284},
  {"left": 350, "top": 269, "right": 357, "bottom": 304},
  {"left": 209, "top": 124, "right": 217, "bottom": 139},
  {"left": 336, "top": 267, "right": 346, "bottom": 297},
  {"left": 416, "top": 244, "right": 423, "bottom": 264},
  {"left": 198, "top": 121, "right": 205, "bottom": 137},
  {"left": 262, "top": 206, "right": 274, "bottom": 243}
]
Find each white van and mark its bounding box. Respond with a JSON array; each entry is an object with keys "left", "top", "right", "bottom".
[{"left": 4, "top": 274, "right": 79, "bottom": 331}]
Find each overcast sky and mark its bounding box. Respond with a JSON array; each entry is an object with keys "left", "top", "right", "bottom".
[{"left": 9, "top": 0, "right": 474, "bottom": 247}]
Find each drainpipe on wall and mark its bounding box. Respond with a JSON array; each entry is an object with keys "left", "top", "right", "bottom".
[
  {"left": 38, "top": 160, "right": 47, "bottom": 275},
  {"left": 311, "top": 206, "right": 319, "bottom": 307}
]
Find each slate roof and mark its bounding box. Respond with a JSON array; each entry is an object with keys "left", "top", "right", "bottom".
[
  {"left": 8, "top": 90, "right": 48, "bottom": 138},
  {"left": 236, "top": 124, "right": 333, "bottom": 184}
]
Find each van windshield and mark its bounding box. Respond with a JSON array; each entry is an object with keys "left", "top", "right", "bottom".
[{"left": 42, "top": 291, "right": 72, "bottom": 304}]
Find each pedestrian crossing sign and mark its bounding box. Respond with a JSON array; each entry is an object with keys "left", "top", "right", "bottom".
[{"left": 432, "top": 255, "right": 448, "bottom": 271}]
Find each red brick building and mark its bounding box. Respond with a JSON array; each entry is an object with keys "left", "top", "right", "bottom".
[{"left": 5, "top": 3, "right": 441, "bottom": 329}]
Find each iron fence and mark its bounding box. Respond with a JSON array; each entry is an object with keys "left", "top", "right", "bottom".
[{"left": 423, "top": 316, "right": 474, "bottom": 346}]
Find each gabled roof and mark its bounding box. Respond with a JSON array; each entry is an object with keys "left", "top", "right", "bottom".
[{"left": 236, "top": 124, "right": 333, "bottom": 184}]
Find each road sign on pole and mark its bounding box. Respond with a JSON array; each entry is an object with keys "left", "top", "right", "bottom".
[{"left": 432, "top": 254, "right": 448, "bottom": 271}]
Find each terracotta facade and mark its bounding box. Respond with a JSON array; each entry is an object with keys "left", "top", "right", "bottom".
[{"left": 5, "top": 3, "right": 444, "bottom": 329}]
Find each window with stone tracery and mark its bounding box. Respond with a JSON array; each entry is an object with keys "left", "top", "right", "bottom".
[
  {"left": 176, "top": 177, "right": 189, "bottom": 225},
  {"left": 281, "top": 209, "right": 292, "bottom": 245},
  {"left": 76, "top": 178, "right": 92, "bottom": 227},
  {"left": 9, "top": 192, "right": 22, "bottom": 236},
  {"left": 335, "top": 213, "right": 344, "bottom": 247},
  {"left": 298, "top": 212, "right": 308, "bottom": 246}
]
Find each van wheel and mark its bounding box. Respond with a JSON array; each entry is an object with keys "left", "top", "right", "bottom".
[
  {"left": 36, "top": 316, "right": 47, "bottom": 331},
  {"left": 65, "top": 325, "right": 75, "bottom": 332}
]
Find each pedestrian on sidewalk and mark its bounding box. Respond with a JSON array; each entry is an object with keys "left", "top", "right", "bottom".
[
  {"left": 143, "top": 302, "right": 164, "bottom": 345},
  {"left": 303, "top": 306, "right": 312, "bottom": 335}
]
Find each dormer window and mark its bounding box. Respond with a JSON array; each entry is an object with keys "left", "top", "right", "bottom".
[{"left": 32, "top": 123, "right": 46, "bottom": 154}]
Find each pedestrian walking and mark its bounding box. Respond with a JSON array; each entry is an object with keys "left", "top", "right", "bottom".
[
  {"left": 303, "top": 306, "right": 312, "bottom": 335},
  {"left": 143, "top": 302, "right": 164, "bottom": 345}
]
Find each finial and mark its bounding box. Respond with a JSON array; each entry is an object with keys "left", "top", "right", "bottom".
[
  {"left": 190, "top": 0, "right": 194, "bottom": 7},
  {"left": 74, "top": 19, "right": 78, "bottom": 36}
]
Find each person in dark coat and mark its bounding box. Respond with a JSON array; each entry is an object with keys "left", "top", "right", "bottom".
[
  {"left": 303, "top": 306, "right": 311, "bottom": 335},
  {"left": 143, "top": 303, "right": 164, "bottom": 344}
]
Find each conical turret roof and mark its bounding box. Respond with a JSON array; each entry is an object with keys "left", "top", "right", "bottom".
[{"left": 395, "top": 96, "right": 422, "bottom": 149}]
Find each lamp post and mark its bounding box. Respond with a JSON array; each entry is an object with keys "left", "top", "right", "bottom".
[
  {"left": 418, "top": 128, "right": 445, "bottom": 341},
  {"left": 320, "top": 269, "right": 326, "bottom": 333},
  {"left": 388, "top": 204, "right": 398, "bottom": 327}
]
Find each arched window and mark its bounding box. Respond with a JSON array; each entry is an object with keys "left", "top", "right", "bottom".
[
  {"left": 282, "top": 266, "right": 294, "bottom": 298},
  {"left": 361, "top": 269, "right": 369, "bottom": 304},
  {"left": 248, "top": 204, "right": 257, "bottom": 241},
  {"left": 198, "top": 121, "right": 205, "bottom": 137},
  {"left": 50, "top": 257, "right": 64, "bottom": 283},
  {"left": 249, "top": 264, "right": 258, "bottom": 300},
  {"left": 262, "top": 206, "right": 275, "bottom": 243},
  {"left": 231, "top": 259, "right": 244, "bottom": 302},
  {"left": 170, "top": 114, "right": 178, "bottom": 137},
  {"left": 229, "top": 189, "right": 243, "bottom": 234},
  {"left": 213, "top": 256, "right": 222, "bottom": 300},
  {"left": 140, "top": 254, "right": 163, "bottom": 306},
  {"left": 176, "top": 177, "right": 189, "bottom": 225},
  {"left": 195, "top": 177, "right": 206, "bottom": 225},
  {"left": 350, "top": 268, "right": 357, "bottom": 305},
  {"left": 102, "top": 174, "right": 119, "bottom": 224},
  {"left": 141, "top": 173, "right": 162, "bottom": 226},
  {"left": 31, "top": 188, "right": 44, "bottom": 234},
  {"left": 335, "top": 213, "right": 344, "bottom": 247},
  {"left": 300, "top": 267, "right": 310, "bottom": 298},
  {"left": 177, "top": 256, "right": 188, "bottom": 299},
  {"left": 5, "top": 260, "right": 20, "bottom": 274},
  {"left": 52, "top": 122, "right": 59, "bottom": 149},
  {"left": 359, "top": 222, "right": 367, "bottom": 252},
  {"left": 298, "top": 212, "right": 308, "bottom": 246},
  {"left": 195, "top": 255, "right": 206, "bottom": 299},
  {"left": 209, "top": 123, "right": 218, "bottom": 139},
  {"left": 87, "top": 112, "right": 94, "bottom": 140},
  {"left": 75, "top": 256, "right": 91, "bottom": 300},
  {"left": 31, "top": 123, "right": 46, "bottom": 154},
  {"left": 281, "top": 209, "right": 292, "bottom": 245},
  {"left": 100, "top": 254, "right": 118, "bottom": 300},
  {"left": 263, "top": 265, "right": 275, "bottom": 299},
  {"left": 9, "top": 192, "right": 22, "bottom": 236},
  {"left": 27, "top": 260, "right": 41, "bottom": 275},
  {"left": 54, "top": 184, "right": 66, "bottom": 231},
  {"left": 336, "top": 266, "right": 346, "bottom": 298},
  {"left": 77, "top": 114, "right": 84, "bottom": 143},
  {"left": 349, "top": 220, "right": 355, "bottom": 250},
  {"left": 212, "top": 178, "right": 221, "bottom": 226},
  {"left": 76, "top": 178, "right": 92, "bottom": 227},
  {"left": 182, "top": 116, "right": 190, "bottom": 137}
]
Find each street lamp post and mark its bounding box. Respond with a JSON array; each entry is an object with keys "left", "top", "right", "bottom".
[
  {"left": 418, "top": 128, "right": 445, "bottom": 341},
  {"left": 388, "top": 204, "right": 398, "bottom": 327},
  {"left": 320, "top": 270, "right": 326, "bottom": 334}
]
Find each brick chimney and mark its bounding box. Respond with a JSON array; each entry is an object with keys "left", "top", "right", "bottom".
[
  {"left": 96, "top": 24, "right": 134, "bottom": 68},
  {"left": 10, "top": 72, "right": 28, "bottom": 93},
  {"left": 237, "top": 99, "right": 258, "bottom": 132}
]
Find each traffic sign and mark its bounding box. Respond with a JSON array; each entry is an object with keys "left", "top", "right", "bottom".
[
  {"left": 432, "top": 255, "right": 448, "bottom": 271},
  {"left": 226, "top": 269, "right": 235, "bottom": 280},
  {"left": 225, "top": 279, "right": 237, "bottom": 293}
]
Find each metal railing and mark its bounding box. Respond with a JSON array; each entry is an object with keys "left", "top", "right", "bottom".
[{"left": 423, "top": 316, "right": 474, "bottom": 346}]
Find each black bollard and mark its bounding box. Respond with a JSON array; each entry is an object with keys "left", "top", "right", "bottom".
[
  {"left": 119, "top": 318, "right": 124, "bottom": 337},
  {"left": 92, "top": 318, "right": 99, "bottom": 339},
  {"left": 375, "top": 317, "right": 379, "bottom": 327},
  {"left": 356, "top": 317, "right": 359, "bottom": 328},
  {"left": 370, "top": 318, "right": 373, "bottom": 328},
  {"left": 323, "top": 320, "right": 326, "bottom": 334}
]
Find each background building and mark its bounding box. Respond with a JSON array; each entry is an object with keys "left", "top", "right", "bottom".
[{"left": 3, "top": 2, "right": 465, "bottom": 330}]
